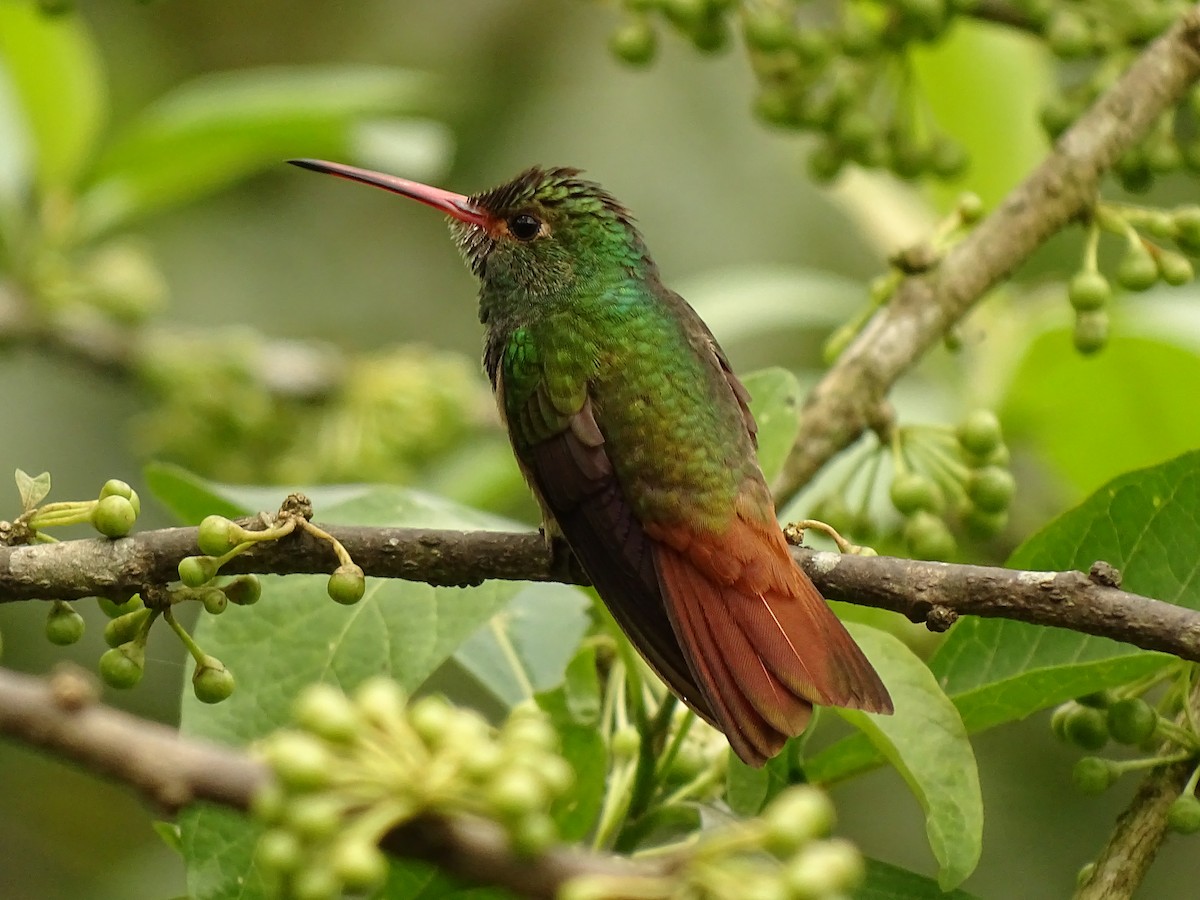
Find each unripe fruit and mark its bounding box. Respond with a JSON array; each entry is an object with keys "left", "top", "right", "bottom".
[
  {"left": 104, "top": 607, "right": 151, "bottom": 648},
  {"left": 956, "top": 409, "right": 1003, "bottom": 456},
  {"left": 223, "top": 574, "right": 262, "bottom": 606},
  {"left": 611, "top": 725, "right": 641, "bottom": 759},
  {"left": 193, "top": 656, "right": 235, "bottom": 703},
  {"left": 511, "top": 812, "right": 557, "bottom": 855},
  {"left": 784, "top": 838, "right": 865, "bottom": 898},
  {"left": 97, "top": 594, "right": 142, "bottom": 619},
  {"left": 255, "top": 828, "right": 303, "bottom": 874},
  {"left": 965, "top": 507, "right": 1007, "bottom": 539},
  {"left": 1073, "top": 310, "right": 1109, "bottom": 355},
  {"left": 409, "top": 695, "right": 455, "bottom": 746},
  {"left": 327, "top": 564, "right": 366, "bottom": 605},
  {"left": 45, "top": 602, "right": 85, "bottom": 645},
  {"left": 743, "top": 9, "right": 791, "bottom": 52},
  {"left": 354, "top": 677, "right": 407, "bottom": 726},
  {"left": 201, "top": 588, "right": 228, "bottom": 615},
  {"left": 179, "top": 555, "right": 218, "bottom": 587},
  {"left": 1116, "top": 246, "right": 1159, "bottom": 291},
  {"left": 764, "top": 785, "right": 835, "bottom": 852},
  {"left": 890, "top": 471, "right": 943, "bottom": 516},
  {"left": 92, "top": 495, "right": 137, "bottom": 538},
  {"left": 1073, "top": 756, "right": 1117, "bottom": 794},
  {"left": 967, "top": 466, "right": 1016, "bottom": 514},
  {"left": 1045, "top": 9, "right": 1092, "bottom": 58},
  {"left": 264, "top": 731, "right": 333, "bottom": 791},
  {"left": 1106, "top": 697, "right": 1157, "bottom": 745},
  {"left": 99, "top": 479, "right": 141, "bottom": 517},
  {"left": 904, "top": 511, "right": 956, "bottom": 560},
  {"left": 504, "top": 710, "right": 558, "bottom": 753},
  {"left": 609, "top": 19, "right": 657, "bottom": 66},
  {"left": 331, "top": 838, "right": 388, "bottom": 892},
  {"left": 100, "top": 642, "right": 145, "bottom": 689},
  {"left": 488, "top": 769, "right": 548, "bottom": 819},
  {"left": 291, "top": 864, "right": 341, "bottom": 900},
  {"left": 197, "top": 515, "right": 242, "bottom": 557},
  {"left": 285, "top": 794, "right": 344, "bottom": 840},
  {"left": 1067, "top": 271, "right": 1111, "bottom": 312},
  {"left": 293, "top": 683, "right": 360, "bottom": 743},
  {"left": 1158, "top": 250, "right": 1194, "bottom": 286},
  {"left": 1063, "top": 704, "right": 1109, "bottom": 751},
  {"left": 1168, "top": 795, "right": 1200, "bottom": 834}
]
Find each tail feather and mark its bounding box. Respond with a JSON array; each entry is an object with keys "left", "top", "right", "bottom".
[{"left": 649, "top": 512, "right": 892, "bottom": 766}]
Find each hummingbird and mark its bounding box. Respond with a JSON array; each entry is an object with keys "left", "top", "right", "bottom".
[{"left": 289, "top": 159, "right": 892, "bottom": 765}]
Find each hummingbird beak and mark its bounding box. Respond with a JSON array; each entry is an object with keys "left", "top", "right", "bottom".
[{"left": 287, "top": 159, "right": 488, "bottom": 228}]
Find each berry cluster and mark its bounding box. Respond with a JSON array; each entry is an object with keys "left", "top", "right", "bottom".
[
  {"left": 605, "top": 1, "right": 1190, "bottom": 186},
  {"left": 809, "top": 408, "right": 1012, "bottom": 561},
  {"left": 1066, "top": 202, "right": 1200, "bottom": 353},
  {"left": 564, "top": 785, "right": 863, "bottom": 900},
  {"left": 253, "top": 683, "right": 573, "bottom": 899},
  {"left": 1052, "top": 673, "right": 1200, "bottom": 838}
]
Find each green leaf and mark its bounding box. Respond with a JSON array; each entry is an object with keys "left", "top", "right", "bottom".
[
  {"left": 816, "top": 625, "right": 981, "bottom": 891},
  {"left": 857, "top": 858, "right": 980, "bottom": 900},
  {"left": 725, "top": 747, "right": 790, "bottom": 817},
  {"left": 452, "top": 581, "right": 591, "bottom": 709},
  {"left": 14, "top": 468, "right": 50, "bottom": 511},
  {"left": 1004, "top": 332, "right": 1200, "bottom": 498},
  {"left": 0, "top": 3, "right": 106, "bottom": 189},
  {"left": 164, "top": 472, "right": 549, "bottom": 899},
  {"left": 152, "top": 820, "right": 184, "bottom": 857},
  {"left": 743, "top": 367, "right": 802, "bottom": 486},
  {"left": 78, "top": 65, "right": 442, "bottom": 236}
]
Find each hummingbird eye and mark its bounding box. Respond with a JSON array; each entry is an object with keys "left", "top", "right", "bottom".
[{"left": 508, "top": 213, "right": 542, "bottom": 242}]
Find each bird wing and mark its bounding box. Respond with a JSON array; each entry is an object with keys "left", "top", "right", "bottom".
[{"left": 494, "top": 357, "right": 720, "bottom": 726}]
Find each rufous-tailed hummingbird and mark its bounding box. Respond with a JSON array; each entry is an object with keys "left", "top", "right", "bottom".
[{"left": 289, "top": 159, "right": 893, "bottom": 765}]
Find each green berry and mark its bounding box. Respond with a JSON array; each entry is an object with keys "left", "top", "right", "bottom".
[
  {"left": 956, "top": 409, "right": 1003, "bottom": 456},
  {"left": 754, "top": 87, "right": 798, "bottom": 128},
  {"left": 1116, "top": 246, "right": 1159, "bottom": 291},
  {"left": 1063, "top": 704, "right": 1109, "bottom": 751},
  {"left": 1145, "top": 136, "right": 1182, "bottom": 174},
  {"left": 690, "top": 16, "right": 730, "bottom": 54},
  {"left": 504, "top": 708, "right": 558, "bottom": 753},
  {"left": 45, "top": 601, "right": 85, "bottom": 645},
  {"left": 890, "top": 471, "right": 943, "bottom": 516},
  {"left": 511, "top": 812, "right": 557, "bottom": 855},
  {"left": 197, "top": 515, "right": 242, "bottom": 557},
  {"left": 743, "top": 9, "right": 791, "bottom": 52},
  {"left": 764, "top": 785, "right": 835, "bottom": 853},
  {"left": 929, "top": 136, "right": 968, "bottom": 180},
  {"left": 1072, "top": 756, "right": 1117, "bottom": 794},
  {"left": 200, "top": 588, "right": 228, "bottom": 615},
  {"left": 1050, "top": 703, "right": 1073, "bottom": 742},
  {"left": 1068, "top": 270, "right": 1111, "bottom": 312},
  {"left": 958, "top": 192, "right": 984, "bottom": 224},
  {"left": 1045, "top": 9, "right": 1092, "bottom": 58},
  {"left": 255, "top": 828, "right": 303, "bottom": 874},
  {"left": 609, "top": 18, "right": 657, "bottom": 66},
  {"left": 193, "top": 656, "right": 235, "bottom": 703},
  {"left": 965, "top": 507, "right": 1008, "bottom": 539},
  {"left": 1174, "top": 206, "right": 1200, "bottom": 252},
  {"left": 291, "top": 864, "right": 341, "bottom": 900},
  {"left": 223, "top": 574, "right": 262, "bottom": 606},
  {"left": 179, "top": 555, "right": 218, "bottom": 587},
  {"left": 285, "top": 794, "right": 343, "bottom": 840},
  {"left": 409, "top": 695, "right": 455, "bottom": 746},
  {"left": 1158, "top": 250, "right": 1194, "bottom": 286},
  {"left": 967, "top": 466, "right": 1015, "bottom": 513},
  {"left": 264, "top": 731, "right": 333, "bottom": 792},
  {"left": 834, "top": 110, "right": 878, "bottom": 157},
  {"left": 904, "top": 511, "right": 956, "bottom": 560},
  {"left": 1077, "top": 690, "right": 1118, "bottom": 709},
  {"left": 104, "top": 607, "right": 151, "bottom": 648},
  {"left": 97, "top": 594, "right": 142, "bottom": 619},
  {"left": 250, "top": 781, "right": 286, "bottom": 825},
  {"left": 807, "top": 140, "right": 844, "bottom": 184},
  {"left": 100, "top": 642, "right": 145, "bottom": 689},
  {"left": 1073, "top": 310, "right": 1110, "bottom": 355},
  {"left": 331, "top": 838, "right": 388, "bottom": 892},
  {"left": 354, "top": 677, "right": 407, "bottom": 725},
  {"left": 1039, "top": 94, "right": 1079, "bottom": 139},
  {"left": 92, "top": 495, "right": 137, "bottom": 538},
  {"left": 293, "top": 683, "right": 360, "bottom": 743},
  {"left": 488, "top": 769, "right": 548, "bottom": 819},
  {"left": 783, "top": 838, "right": 865, "bottom": 898},
  {"left": 327, "top": 563, "right": 365, "bottom": 605},
  {"left": 1168, "top": 795, "right": 1200, "bottom": 834},
  {"left": 1106, "top": 697, "right": 1157, "bottom": 745},
  {"left": 99, "top": 479, "right": 141, "bottom": 517}
]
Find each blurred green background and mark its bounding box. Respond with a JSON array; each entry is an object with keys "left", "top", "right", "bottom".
[{"left": 3, "top": 1, "right": 1200, "bottom": 897}]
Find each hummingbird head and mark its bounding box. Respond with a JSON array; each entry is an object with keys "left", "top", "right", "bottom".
[{"left": 288, "top": 160, "right": 648, "bottom": 299}]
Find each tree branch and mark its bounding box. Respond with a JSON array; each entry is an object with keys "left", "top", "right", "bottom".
[
  {"left": 775, "top": 6, "right": 1200, "bottom": 504},
  {"left": 0, "top": 666, "right": 651, "bottom": 899},
  {"left": 1, "top": 524, "right": 1197, "bottom": 661}
]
